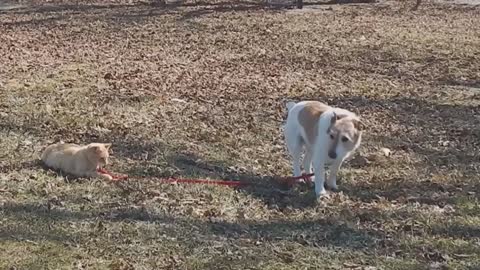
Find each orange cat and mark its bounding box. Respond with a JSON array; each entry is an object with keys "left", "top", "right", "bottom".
[{"left": 41, "top": 142, "right": 113, "bottom": 180}]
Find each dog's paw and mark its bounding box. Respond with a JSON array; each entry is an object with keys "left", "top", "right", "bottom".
[
  {"left": 297, "top": 178, "right": 306, "bottom": 184},
  {"left": 326, "top": 178, "right": 338, "bottom": 191},
  {"left": 316, "top": 193, "right": 330, "bottom": 203},
  {"left": 315, "top": 188, "right": 328, "bottom": 198},
  {"left": 327, "top": 184, "right": 339, "bottom": 192}
]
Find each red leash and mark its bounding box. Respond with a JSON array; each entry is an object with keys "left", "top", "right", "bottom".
[
  {"left": 155, "top": 178, "right": 249, "bottom": 186},
  {"left": 285, "top": 173, "right": 314, "bottom": 182},
  {"left": 97, "top": 168, "right": 128, "bottom": 181},
  {"left": 97, "top": 168, "right": 314, "bottom": 186},
  {"left": 280, "top": 173, "right": 314, "bottom": 187}
]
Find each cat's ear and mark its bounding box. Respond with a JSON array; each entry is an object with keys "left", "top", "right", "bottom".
[
  {"left": 104, "top": 143, "right": 112, "bottom": 150},
  {"left": 91, "top": 145, "right": 101, "bottom": 153},
  {"left": 88, "top": 144, "right": 102, "bottom": 153}
]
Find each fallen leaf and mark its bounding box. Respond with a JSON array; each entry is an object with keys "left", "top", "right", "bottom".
[{"left": 380, "top": 147, "right": 391, "bottom": 157}]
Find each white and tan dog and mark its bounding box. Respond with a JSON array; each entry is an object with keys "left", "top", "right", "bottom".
[{"left": 284, "top": 101, "right": 363, "bottom": 197}]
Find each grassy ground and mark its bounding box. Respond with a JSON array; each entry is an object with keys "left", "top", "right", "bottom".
[{"left": 0, "top": 0, "right": 479, "bottom": 269}]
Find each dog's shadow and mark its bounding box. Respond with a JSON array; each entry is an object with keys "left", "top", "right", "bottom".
[
  {"left": 93, "top": 135, "right": 378, "bottom": 209},
  {"left": 173, "top": 153, "right": 322, "bottom": 208},
  {"left": 96, "top": 137, "right": 318, "bottom": 208},
  {"left": 133, "top": 148, "right": 371, "bottom": 209}
]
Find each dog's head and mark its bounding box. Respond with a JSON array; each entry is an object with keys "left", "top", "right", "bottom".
[{"left": 326, "top": 113, "right": 363, "bottom": 160}]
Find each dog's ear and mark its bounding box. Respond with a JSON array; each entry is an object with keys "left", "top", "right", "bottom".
[
  {"left": 352, "top": 119, "right": 365, "bottom": 131},
  {"left": 330, "top": 112, "right": 338, "bottom": 125},
  {"left": 326, "top": 112, "right": 338, "bottom": 134}
]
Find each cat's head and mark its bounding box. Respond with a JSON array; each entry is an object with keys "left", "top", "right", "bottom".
[{"left": 86, "top": 143, "right": 112, "bottom": 168}]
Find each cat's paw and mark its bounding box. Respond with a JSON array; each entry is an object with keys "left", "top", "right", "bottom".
[{"left": 99, "top": 173, "right": 113, "bottom": 181}]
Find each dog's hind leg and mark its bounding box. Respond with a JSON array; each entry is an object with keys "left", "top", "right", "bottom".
[
  {"left": 285, "top": 130, "right": 303, "bottom": 177},
  {"left": 289, "top": 140, "right": 303, "bottom": 177},
  {"left": 303, "top": 149, "right": 314, "bottom": 177},
  {"left": 303, "top": 149, "right": 313, "bottom": 174},
  {"left": 300, "top": 149, "right": 314, "bottom": 183}
]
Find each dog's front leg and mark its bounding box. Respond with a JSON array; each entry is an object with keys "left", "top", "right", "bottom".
[
  {"left": 326, "top": 159, "right": 343, "bottom": 191},
  {"left": 312, "top": 155, "right": 327, "bottom": 197}
]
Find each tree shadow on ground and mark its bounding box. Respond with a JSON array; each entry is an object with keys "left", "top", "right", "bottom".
[
  {"left": 0, "top": 2, "right": 174, "bottom": 26},
  {"left": 431, "top": 223, "right": 480, "bottom": 239},
  {"left": 0, "top": 200, "right": 381, "bottom": 251},
  {"left": 1, "top": 0, "right": 379, "bottom": 26},
  {"left": 178, "top": 0, "right": 379, "bottom": 20}
]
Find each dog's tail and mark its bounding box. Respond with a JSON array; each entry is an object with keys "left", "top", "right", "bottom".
[{"left": 286, "top": 101, "right": 296, "bottom": 112}]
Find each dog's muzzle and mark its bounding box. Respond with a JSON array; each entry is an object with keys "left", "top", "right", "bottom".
[{"left": 328, "top": 151, "right": 337, "bottom": 159}]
